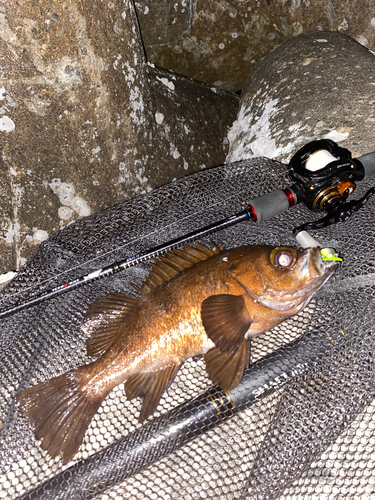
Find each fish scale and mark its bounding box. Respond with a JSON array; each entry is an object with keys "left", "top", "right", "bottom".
[{"left": 17, "top": 243, "right": 338, "bottom": 463}]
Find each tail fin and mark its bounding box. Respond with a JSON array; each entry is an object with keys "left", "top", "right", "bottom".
[{"left": 17, "top": 370, "right": 104, "bottom": 463}]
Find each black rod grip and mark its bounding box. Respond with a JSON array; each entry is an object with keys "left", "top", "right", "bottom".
[{"left": 358, "top": 152, "right": 375, "bottom": 179}]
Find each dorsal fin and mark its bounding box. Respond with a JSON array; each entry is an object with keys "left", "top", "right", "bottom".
[
  {"left": 82, "top": 292, "right": 139, "bottom": 357},
  {"left": 141, "top": 243, "right": 221, "bottom": 294}
]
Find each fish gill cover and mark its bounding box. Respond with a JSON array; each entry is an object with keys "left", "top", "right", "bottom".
[{"left": 1, "top": 157, "right": 375, "bottom": 499}]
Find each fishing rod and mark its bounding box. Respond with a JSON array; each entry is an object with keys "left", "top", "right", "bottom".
[
  {"left": 1, "top": 139, "right": 375, "bottom": 320},
  {"left": 18, "top": 327, "right": 339, "bottom": 500}
]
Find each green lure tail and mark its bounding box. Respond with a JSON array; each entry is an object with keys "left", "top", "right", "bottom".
[{"left": 320, "top": 248, "right": 343, "bottom": 262}]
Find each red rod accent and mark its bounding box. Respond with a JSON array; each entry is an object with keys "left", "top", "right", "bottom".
[
  {"left": 246, "top": 204, "right": 257, "bottom": 222},
  {"left": 283, "top": 188, "right": 296, "bottom": 208}
]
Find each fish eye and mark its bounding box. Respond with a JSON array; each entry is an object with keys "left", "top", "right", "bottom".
[{"left": 270, "top": 247, "right": 298, "bottom": 270}]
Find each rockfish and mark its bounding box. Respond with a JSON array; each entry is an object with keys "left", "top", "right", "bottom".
[{"left": 17, "top": 243, "right": 338, "bottom": 462}]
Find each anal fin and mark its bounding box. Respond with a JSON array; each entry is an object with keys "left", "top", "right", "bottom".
[
  {"left": 204, "top": 340, "right": 250, "bottom": 393},
  {"left": 125, "top": 363, "right": 181, "bottom": 423}
]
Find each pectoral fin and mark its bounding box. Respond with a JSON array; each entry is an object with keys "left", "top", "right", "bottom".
[
  {"left": 204, "top": 340, "right": 250, "bottom": 392},
  {"left": 125, "top": 363, "right": 181, "bottom": 423},
  {"left": 201, "top": 294, "right": 252, "bottom": 352}
]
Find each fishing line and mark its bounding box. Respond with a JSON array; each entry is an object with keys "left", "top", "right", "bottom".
[
  {"left": 1, "top": 139, "right": 374, "bottom": 319},
  {"left": 0, "top": 163, "right": 291, "bottom": 305}
]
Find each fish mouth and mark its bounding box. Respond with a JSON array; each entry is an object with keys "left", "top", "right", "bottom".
[
  {"left": 306, "top": 246, "right": 340, "bottom": 295},
  {"left": 311, "top": 247, "right": 341, "bottom": 277},
  {"left": 240, "top": 247, "right": 340, "bottom": 312},
  {"left": 280, "top": 246, "right": 341, "bottom": 311}
]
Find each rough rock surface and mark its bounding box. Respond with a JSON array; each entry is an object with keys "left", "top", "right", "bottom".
[
  {"left": 140, "top": 0, "right": 375, "bottom": 91},
  {"left": 135, "top": 0, "right": 196, "bottom": 46},
  {"left": 226, "top": 31, "right": 375, "bottom": 165},
  {"left": 0, "top": 0, "right": 238, "bottom": 272}
]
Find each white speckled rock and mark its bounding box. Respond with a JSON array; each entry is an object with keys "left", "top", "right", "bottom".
[
  {"left": 141, "top": 0, "right": 375, "bottom": 92},
  {"left": 0, "top": 0, "right": 238, "bottom": 272},
  {"left": 226, "top": 32, "right": 375, "bottom": 165},
  {"left": 135, "top": 0, "right": 196, "bottom": 46}
]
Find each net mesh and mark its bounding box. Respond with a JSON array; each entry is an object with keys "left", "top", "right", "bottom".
[{"left": 1, "top": 157, "right": 374, "bottom": 499}]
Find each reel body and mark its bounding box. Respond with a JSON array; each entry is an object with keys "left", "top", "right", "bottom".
[
  {"left": 289, "top": 139, "right": 365, "bottom": 213},
  {"left": 289, "top": 139, "right": 374, "bottom": 233}
]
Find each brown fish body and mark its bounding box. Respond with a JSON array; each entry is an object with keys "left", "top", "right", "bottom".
[
  {"left": 78, "top": 246, "right": 307, "bottom": 393},
  {"left": 17, "top": 243, "right": 338, "bottom": 462},
  {"left": 75, "top": 250, "right": 236, "bottom": 400}
]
